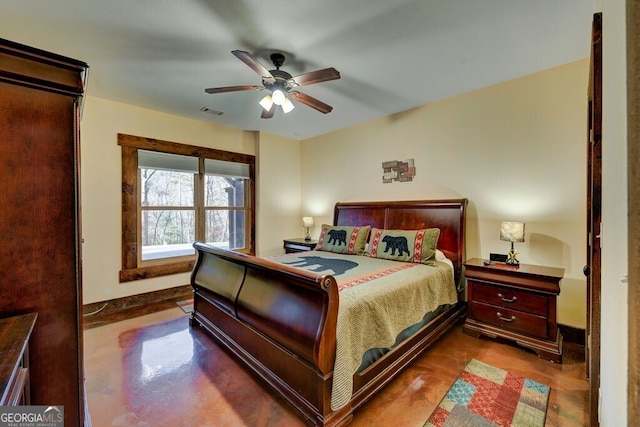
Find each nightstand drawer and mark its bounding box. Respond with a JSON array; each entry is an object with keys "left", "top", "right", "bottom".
[
  {"left": 470, "top": 280, "right": 548, "bottom": 316},
  {"left": 470, "top": 302, "right": 548, "bottom": 338}
]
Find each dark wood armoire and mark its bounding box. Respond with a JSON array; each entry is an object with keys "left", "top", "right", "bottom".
[{"left": 0, "top": 38, "right": 89, "bottom": 425}]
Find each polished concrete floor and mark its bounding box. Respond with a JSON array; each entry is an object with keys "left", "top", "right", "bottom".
[{"left": 84, "top": 306, "right": 589, "bottom": 426}]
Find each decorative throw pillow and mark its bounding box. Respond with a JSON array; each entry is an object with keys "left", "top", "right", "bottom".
[
  {"left": 316, "top": 225, "right": 371, "bottom": 255},
  {"left": 365, "top": 228, "right": 441, "bottom": 265}
]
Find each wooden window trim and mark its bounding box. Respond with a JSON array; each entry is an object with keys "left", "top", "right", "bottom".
[{"left": 118, "top": 133, "right": 255, "bottom": 282}]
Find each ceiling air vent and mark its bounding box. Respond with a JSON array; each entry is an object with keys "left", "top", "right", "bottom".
[{"left": 200, "top": 107, "right": 223, "bottom": 116}]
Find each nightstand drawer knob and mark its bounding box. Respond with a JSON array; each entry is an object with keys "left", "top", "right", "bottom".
[
  {"left": 497, "top": 312, "right": 516, "bottom": 322},
  {"left": 497, "top": 293, "right": 517, "bottom": 303}
]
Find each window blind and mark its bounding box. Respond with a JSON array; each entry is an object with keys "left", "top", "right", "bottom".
[
  {"left": 138, "top": 150, "right": 198, "bottom": 173},
  {"left": 204, "top": 158, "right": 250, "bottom": 179}
]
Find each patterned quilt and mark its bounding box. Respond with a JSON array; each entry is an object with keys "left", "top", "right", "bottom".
[{"left": 270, "top": 250, "right": 458, "bottom": 410}]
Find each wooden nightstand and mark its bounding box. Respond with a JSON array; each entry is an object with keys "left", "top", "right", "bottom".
[
  {"left": 283, "top": 238, "right": 318, "bottom": 254},
  {"left": 463, "top": 258, "right": 564, "bottom": 363}
]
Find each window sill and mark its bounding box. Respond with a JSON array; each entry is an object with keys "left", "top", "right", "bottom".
[{"left": 119, "top": 260, "right": 195, "bottom": 283}]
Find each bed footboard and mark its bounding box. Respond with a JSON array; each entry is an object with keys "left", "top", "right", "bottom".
[{"left": 190, "top": 242, "right": 345, "bottom": 426}]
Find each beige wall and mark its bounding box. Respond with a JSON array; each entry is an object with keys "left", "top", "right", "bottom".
[
  {"left": 80, "top": 97, "right": 260, "bottom": 304},
  {"left": 256, "top": 132, "right": 303, "bottom": 256},
  {"left": 301, "top": 60, "right": 589, "bottom": 328}
]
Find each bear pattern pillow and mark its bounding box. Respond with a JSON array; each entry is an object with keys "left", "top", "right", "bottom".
[
  {"left": 365, "top": 228, "right": 440, "bottom": 265},
  {"left": 316, "top": 224, "right": 371, "bottom": 255}
]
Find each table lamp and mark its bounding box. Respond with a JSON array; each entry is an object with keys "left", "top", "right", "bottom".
[
  {"left": 500, "top": 221, "right": 525, "bottom": 265},
  {"left": 302, "top": 217, "right": 314, "bottom": 241}
]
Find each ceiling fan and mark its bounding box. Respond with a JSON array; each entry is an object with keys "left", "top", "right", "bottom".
[{"left": 205, "top": 50, "right": 340, "bottom": 119}]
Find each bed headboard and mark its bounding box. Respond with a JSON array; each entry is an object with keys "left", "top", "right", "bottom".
[{"left": 333, "top": 199, "right": 468, "bottom": 285}]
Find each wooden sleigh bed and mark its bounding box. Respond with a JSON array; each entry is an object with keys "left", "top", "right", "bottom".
[{"left": 189, "top": 199, "right": 468, "bottom": 426}]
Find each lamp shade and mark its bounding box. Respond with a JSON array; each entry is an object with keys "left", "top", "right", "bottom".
[
  {"left": 500, "top": 221, "right": 525, "bottom": 242},
  {"left": 259, "top": 95, "right": 274, "bottom": 111},
  {"left": 302, "top": 217, "right": 314, "bottom": 227},
  {"left": 281, "top": 97, "right": 295, "bottom": 113}
]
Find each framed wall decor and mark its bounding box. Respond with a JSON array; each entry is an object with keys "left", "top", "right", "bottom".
[{"left": 382, "top": 159, "right": 415, "bottom": 183}]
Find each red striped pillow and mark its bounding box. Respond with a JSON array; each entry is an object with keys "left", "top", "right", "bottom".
[
  {"left": 316, "top": 225, "right": 371, "bottom": 255},
  {"left": 365, "top": 228, "right": 440, "bottom": 265}
]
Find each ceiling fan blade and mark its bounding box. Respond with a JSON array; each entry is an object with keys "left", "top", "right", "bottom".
[
  {"left": 261, "top": 106, "right": 275, "bottom": 119},
  {"left": 205, "top": 85, "right": 263, "bottom": 94},
  {"left": 290, "top": 91, "right": 333, "bottom": 114},
  {"left": 232, "top": 50, "right": 276, "bottom": 83},
  {"left": 290, "top": 67, "right": 340, "bottom": 87}
]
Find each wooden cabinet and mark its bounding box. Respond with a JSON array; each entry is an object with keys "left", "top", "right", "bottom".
[
  {"left": 0, "top": 38, "right": 88, "bottom": 424},
  {"left": 0, "top": 313, "right": 37, "bottom": 406},
  {"left": 463, "top": 258, "right": 564, "bottom": 363},
  {"left": 283, "top": 238, "right": 318, "bottom": 253}
]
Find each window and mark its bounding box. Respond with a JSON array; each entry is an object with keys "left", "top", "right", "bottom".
[
  {"left": 138, "top": 150, "right": 197, "bottom": 261},
  {"left": 203, "top": 158, "right": 250, "bottom": 251},
  {"left": 119, "top": 134, "right": 255, "bottom": 282}
]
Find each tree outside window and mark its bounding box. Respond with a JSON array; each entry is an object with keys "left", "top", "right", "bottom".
[{"left": 140, "top": 168, "right": 195, "bottom": 261}]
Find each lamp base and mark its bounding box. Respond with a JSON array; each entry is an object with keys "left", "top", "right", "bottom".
[
  {"left": 505, "top": 242, "right": 519, "bottom": 265},
  {"left": 506, "top": 245, "right": 519, "bottom": 265}
]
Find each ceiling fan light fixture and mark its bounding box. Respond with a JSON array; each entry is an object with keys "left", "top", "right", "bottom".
[
  {"left": 206, "top": 50, "right": 340, "bottom": 119},
  {"left": 281, "top": 97, "right": 295, "bottom": 113},
  {"left": 259, "top": 94, "right": 273, "bottom": 111},
  {"left": 272, "top": 89, "right": 286, "bottom": 105}
]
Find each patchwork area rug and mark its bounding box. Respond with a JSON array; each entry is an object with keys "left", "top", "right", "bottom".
[
  {"left": 425, "top": 359, "right": 550, "bottom": 427},
  {"left": 176, "top": 299, "right": 194, "bottom": 314}
]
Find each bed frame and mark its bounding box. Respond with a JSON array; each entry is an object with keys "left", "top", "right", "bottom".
[{"left": 190, "top": 199, "right": 468, "bottom": 426}]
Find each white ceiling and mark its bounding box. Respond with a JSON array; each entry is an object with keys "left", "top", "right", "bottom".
[{"left": 1, "top": 1, "right": 594, "bottom": 140}]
